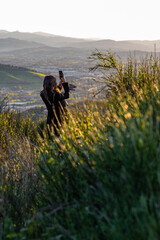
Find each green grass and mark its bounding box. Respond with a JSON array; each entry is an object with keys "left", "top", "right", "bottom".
[
  {"left": 0, "top": 66, "right": 44, "bottom": 88},
  {"left": 0, "top": 52, "right": 160, "bottom": 239}
]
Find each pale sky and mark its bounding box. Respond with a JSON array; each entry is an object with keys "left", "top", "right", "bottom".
[{"left": 1, "top": 0, "right": 160, "bottom": 40}]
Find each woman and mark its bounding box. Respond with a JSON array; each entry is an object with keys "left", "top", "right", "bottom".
[{"left": 40, "top": 74, "right": 69, "bottom": 135}]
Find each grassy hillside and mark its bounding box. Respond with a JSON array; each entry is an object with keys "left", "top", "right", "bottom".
[
  {"left": 0, "top": 53, "right": 160, "bottom": 239},
  {"left": 0, "top": 64, "right": 44, "bottom": 88}
]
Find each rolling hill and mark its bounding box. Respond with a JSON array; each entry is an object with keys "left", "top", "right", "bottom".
[
  {"left": 0, "top": 30, "right": 159, "bottom": 69},
  {"left": 0, "top": 30, "right": 159, "bottom": 51},
  {"left": 0, "top": 38, "right": 45, "bottom": 52},
  {"left": 0, "top": 30, "right": 90, "bottom": 48},
  {"left": 0, "top": 63, "right": 44, "bottom": 88}
]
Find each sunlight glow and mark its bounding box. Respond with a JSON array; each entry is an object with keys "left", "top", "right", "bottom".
[{"left": 1, "top": 0, "right": 160, "bottom": 40}]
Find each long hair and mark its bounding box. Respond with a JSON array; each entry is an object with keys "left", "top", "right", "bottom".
[{"left": 43, "top": 75, "right": 57, "bottom": 104}]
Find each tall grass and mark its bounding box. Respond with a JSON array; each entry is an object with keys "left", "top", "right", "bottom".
[
  {"left": 0, "top": 108, "right": 43, "bottom": 237},
  {"left": 0, "top": 52, "right": 160, "bottom": 239}
]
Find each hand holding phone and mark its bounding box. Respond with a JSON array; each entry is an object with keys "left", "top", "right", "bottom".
[
  {"left": 59, "top": 70, "right": 65, "bottom": 81},
  {"left": 59, "top": 70, "right": 65, "bottom": 88},
  {"left": 59, "top": 70, "right": 63, "bottom": 78}
]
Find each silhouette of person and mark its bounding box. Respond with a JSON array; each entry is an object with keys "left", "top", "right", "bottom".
[{"left": 40, "top": 73, "right": 69, "bottom": 136}]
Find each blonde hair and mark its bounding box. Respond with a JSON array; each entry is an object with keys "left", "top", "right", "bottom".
[{"left": 43, "top": 75, "right": 57, "bottom": 104}]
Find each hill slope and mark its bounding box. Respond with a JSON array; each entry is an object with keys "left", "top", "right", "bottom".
[
  {"left": 0, "top": 30, "right": 158, "bottom": 51},
  {"left": 0, "top": 64, "right": 44, "bottom": 88},
  {"left": 0, "top": 30, "right": 90, "bottom": 48},
  {"left": 0, "top": 38, "right": 46, "bottom": 52}
]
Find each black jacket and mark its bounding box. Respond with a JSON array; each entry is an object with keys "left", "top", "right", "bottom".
[{"left": 40, "top": 82, "right": 69, "bottom": 127}]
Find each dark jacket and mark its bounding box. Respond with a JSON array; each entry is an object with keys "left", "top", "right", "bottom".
[{"left": 40, "top": 82, "right": 69, "bottom": 128}]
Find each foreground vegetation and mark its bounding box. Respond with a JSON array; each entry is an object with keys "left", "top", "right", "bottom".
[{"left": 0, "top": 52, "right": 160, "bottom": 239}]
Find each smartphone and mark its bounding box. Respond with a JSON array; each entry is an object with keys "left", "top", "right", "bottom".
[{"left": 59, "top": 70, "right": 63, "bottom": 79}]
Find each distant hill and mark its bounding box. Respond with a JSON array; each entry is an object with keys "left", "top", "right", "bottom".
[
  {"left": 0, "top": 30, "right": 159, "bottom": 68},
  {"left": 66, "top": 39, "right": 158, "bottom": 52},
  {"left": 0, "top": 30, "right": 158, "bottom": 52},
  {"left": 0, "top": 30, "right": 8, "bottom": 34},
  {"left": 1, "top": 45, "right": 90, "bottom": 57},
  {"left": 0, "top": 38, "right": 45, "bottom": 52},
  {"left": 0, "top": 30, "right": 90, "bottom": 48}
]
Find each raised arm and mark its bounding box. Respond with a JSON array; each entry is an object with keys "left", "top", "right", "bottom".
[{"left": 56, "top": 82, "right": 69, "bottom": 101}]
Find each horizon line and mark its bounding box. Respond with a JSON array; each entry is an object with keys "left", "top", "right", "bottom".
[{"left": 0, "top": 29, "right": 160, "bottom": 42}]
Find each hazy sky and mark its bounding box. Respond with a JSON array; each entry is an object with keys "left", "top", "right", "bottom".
[{"left": 1, "top": 0, "right": 160, "bottom": 40}]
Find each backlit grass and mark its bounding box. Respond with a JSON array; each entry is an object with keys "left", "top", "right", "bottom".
[{"left": 0, "top": 52, "right": 160, "bottom": 240}]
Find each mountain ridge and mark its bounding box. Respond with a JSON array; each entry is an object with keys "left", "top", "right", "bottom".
[
  {"left": 0, "top": 30, "right": 158, "bottom": 51},
  {"left": 0, "top": 38, "right": 46, "bottom": 52}
]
